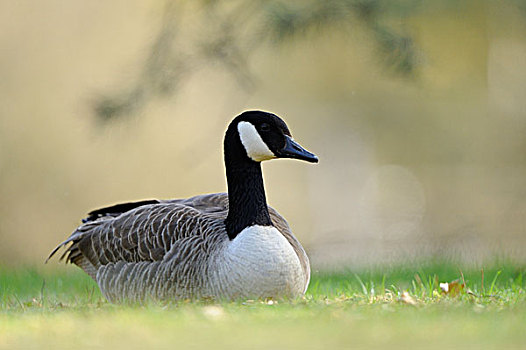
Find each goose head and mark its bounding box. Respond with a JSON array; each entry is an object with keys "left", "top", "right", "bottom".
[{"left": 225, "top": 110, "right": 318, "bottom": 164}]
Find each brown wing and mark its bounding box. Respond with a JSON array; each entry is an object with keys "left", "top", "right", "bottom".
[{"left": 47, "top": 194, "right": 229, "bottom": 280}]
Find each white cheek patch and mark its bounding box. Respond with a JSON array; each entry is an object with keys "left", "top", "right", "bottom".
[{"left": 237, "top": 121, "right": 276, "bottom": 162}]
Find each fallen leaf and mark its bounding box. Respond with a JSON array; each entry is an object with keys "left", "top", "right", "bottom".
[{"left": 439, "top": 279, "right": 465, "bottom": 297}]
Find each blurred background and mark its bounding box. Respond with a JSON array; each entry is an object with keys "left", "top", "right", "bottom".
[{"left": 1, "top": 0, "right": 525, "bottom": 268}]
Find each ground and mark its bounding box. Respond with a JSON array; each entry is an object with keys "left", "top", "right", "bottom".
[{"left": 1, "top": 261, "right": 525, "bottom": 349}]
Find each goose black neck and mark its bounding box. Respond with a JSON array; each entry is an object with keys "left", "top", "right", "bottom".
[{"left": 224, "top": 158, "right": 273, "bottom": 240}]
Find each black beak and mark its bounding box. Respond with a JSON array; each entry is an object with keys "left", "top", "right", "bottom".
[{"left": 277, "top": 135, "right": 318, "bottom": 163}]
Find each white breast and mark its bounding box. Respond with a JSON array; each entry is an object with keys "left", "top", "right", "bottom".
[{"left": 208, "top": 225, "right": 305, "bottom": 299}]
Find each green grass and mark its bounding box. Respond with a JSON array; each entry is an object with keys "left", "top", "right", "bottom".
[{"left": 1, "top": 261, "right": 525, "bottom": 349}]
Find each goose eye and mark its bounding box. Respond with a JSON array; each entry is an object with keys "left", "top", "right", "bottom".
[{"left": 260, "top": 123, "right": 270, "bottom": 132}]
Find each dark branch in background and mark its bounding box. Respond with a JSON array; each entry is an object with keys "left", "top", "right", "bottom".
[
  {"left": 94, "top": 2, "right": 188, "bottom": 121},
  {"left": 93, "top": 0, "right": 423, "bottom": 122},
  {"left": 263, "top": 0, "right": 420, "bottom": 74}
]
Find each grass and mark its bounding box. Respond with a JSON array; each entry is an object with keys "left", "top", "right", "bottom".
[{"left": 1, "top": 261, "right": 525, "bottom": 349}]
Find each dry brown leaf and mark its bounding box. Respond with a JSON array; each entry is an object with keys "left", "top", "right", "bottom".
[{"left": 439, "top": 279, "right": 465, "bottom": 297}]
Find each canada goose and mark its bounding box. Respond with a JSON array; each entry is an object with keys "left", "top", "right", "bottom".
[{"left": 48, "top": 110, "right": 318, "bottom": 302}]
